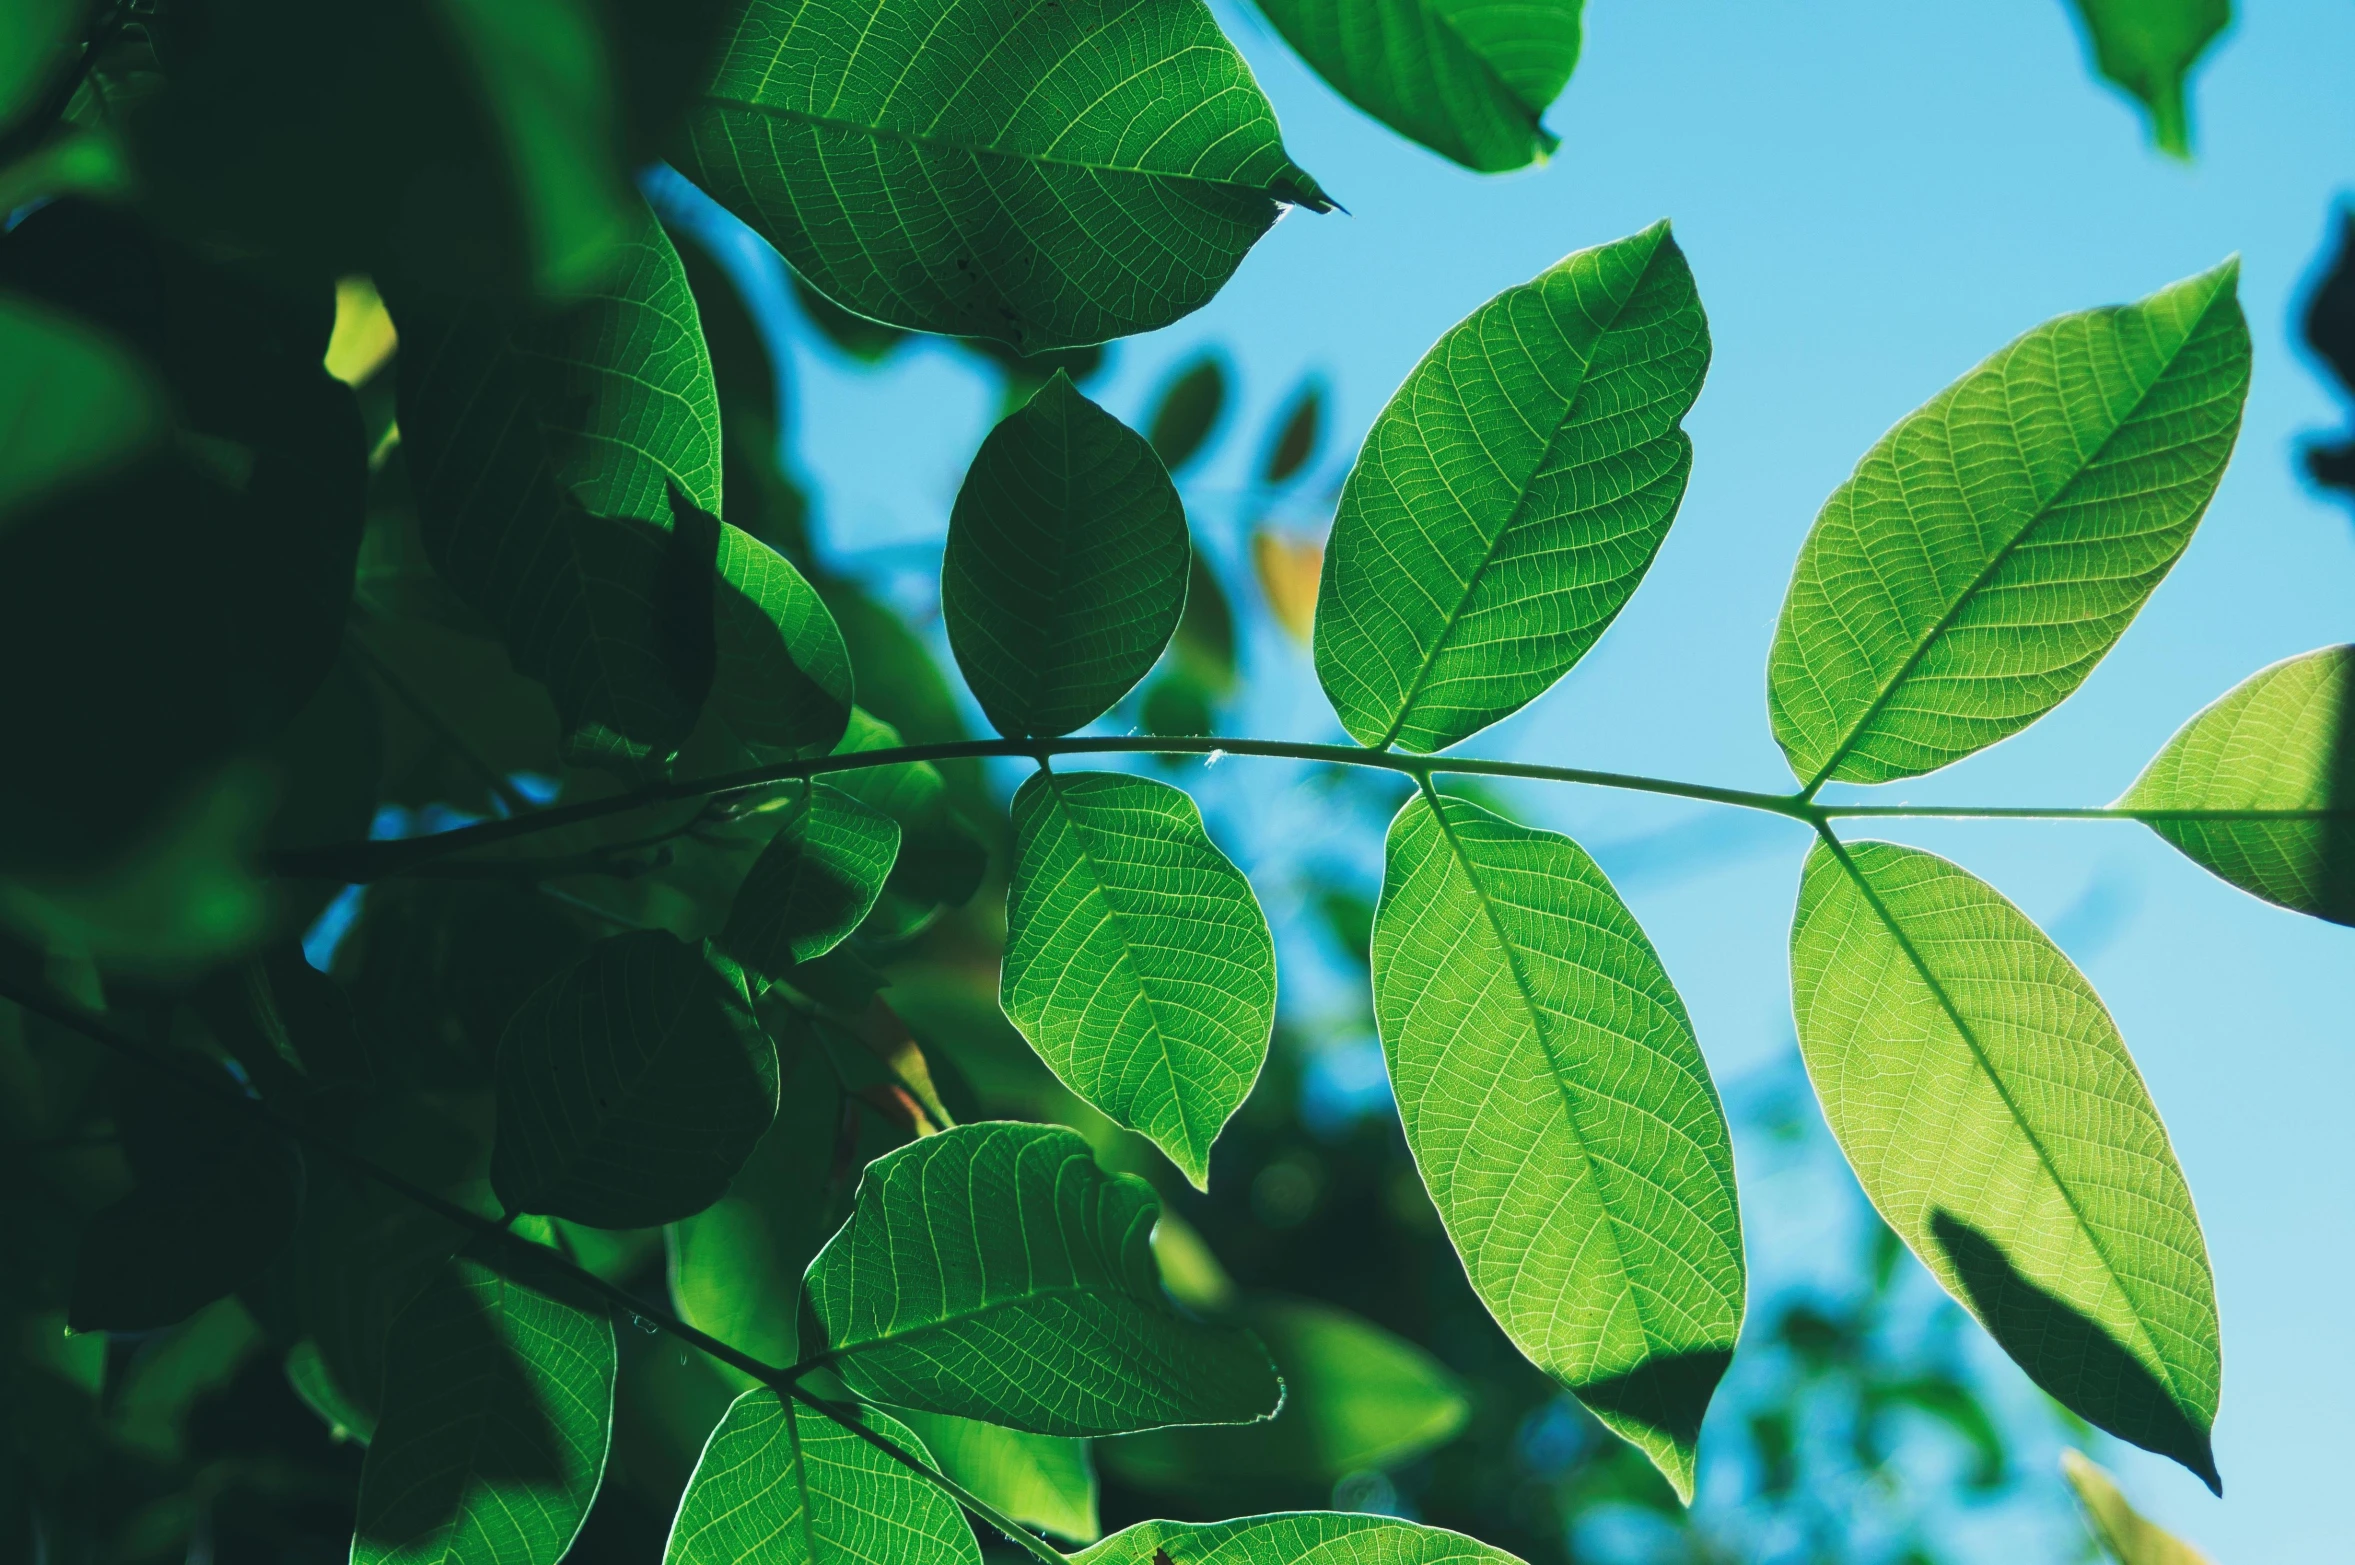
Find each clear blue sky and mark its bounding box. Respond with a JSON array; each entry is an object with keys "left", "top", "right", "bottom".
[{"left": 699, "top": 4, "right": 2355, "bottom": 1556}]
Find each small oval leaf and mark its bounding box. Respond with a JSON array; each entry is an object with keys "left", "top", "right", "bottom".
[
  {"left": 1003, "top": 771, "right": 1276, "bottom": 1189},
  {"left": 943, "top": 374, "right": 1189, "bottom": 739},
  {"left": 492, "top": 930, "right": 779, "bottom": 1228},
  {"left": 1373, "top": 789, "right": 1742, "bottom": 1498},
  {"left": 1315, "top": 222, "right": 1708, "bottom": 753},
  {"left": 1770, "top": 259, "right": 2250, "bottom": 789},
  {"left": 721, "top": 781, "right": 902, "bottom": 979},
  {"left": 2119, "top": 645, "right": 2355, "bottom": 925},
  {"left": 1791, "top": 837, "right": 2222, "bottom": 1488}
]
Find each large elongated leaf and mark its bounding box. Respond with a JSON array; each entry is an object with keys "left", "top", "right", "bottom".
[
  {"left": 1790, "top": 838, "right": 2221, "bottom": 1487},
  {"left": 1372, "top": 791, "right": 1741, "bottom": 1497},
  {"left": 2065, "top": 0, "right": 2231, "bottom": 157},
  {"left": 353, "top": 1252, "right": 616, "bottom": 1565},
  {"left": 1770, "top": 261, "right": 2249, "bottom": 790},
  {"left": 943, "top": 375, "right": 1189, "bottom": 739},
  {"left": 2119, "top": 645, "right": 2355, "bottom": 925},
  {"left": 1315, "top": 223, "right": 1707, "bottom": 753},
  {"left": 721, "top": 783, "right": 901, "bottom": 980},
  {"left": 1255, "top": 0, "right": 1582, "bottom": 172},
  {"left": 1002, "top": 772, "right": 1274, "bottom": 1189},
  {"left": 396, "top": 206, "right": 849, "bottom": 778},
  {"left": 492, "top": 930, "right": 779, "bottom": 1228},
  {"left": 1076, "top": 1513, "right": 1522, "bottom": 1565},
  {"left": 895, "top": 1410, "right": 1100, "bottom": 1544},
  {"left": 678, "top": 0, "right": 1331, "bottom": 351},
  {"left": 664, "top": 1390, "right": 978, "bottom": 1565},
  {"left": 805, "top": 1122, "right": 1281, "bottom": 1436}
]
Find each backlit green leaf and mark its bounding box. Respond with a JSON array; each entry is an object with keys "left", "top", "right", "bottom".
[
  {"left": 2065, "top": 0, "right": 2231, "bottom": 157},
  {"left": 943, "top": 374, "right": 1189, "bottom": 739},
  {"left": 1255, "top": 0, "right": 1582, "bottom": 172},
  {"left": 664, "top": 1390, "right": 978, "bottom": 1565},
  {"left": 492, "top": 930, "right": 779, "bottom": 1228},
  {"left": 721, "top": 783, "right": 901, "bottom": 980},
  {"left": 354, "top": 1250, "right": 616, "bottom": 1565},
  {"left": 1372, "top": 790, "right": 1740, "bottom": 1497},
  {"left": 1770, "top": 261, "right": 2249, "bottom": 789},
  {"left": 1104, "top": 1299, "right": 1467, "bottom": 1491},
  {"left": 2119, "top": 645, "right": 2355, "bottom": 925},
  {"left": 0, "top": 294, "right": 163, "bottom": 532},
  {"left": 2063, "top": 1449, "right": 2214, "bottom": 1565},
  {"left": 1002, "top": 771, "right": 1274, "bottom": 1189},
  {"left": 895, "top": 1410, "right": 1100, "bottom": 1544},
  {"left": 805, "top": 1121, "right": 1282, "bottom": 1436},
  {"left": 1791, "top": 837, "right": 2221, "bottom": 1488},
  {"left": 1315, "top": 222, "right": 1707, "bottom": 753},
  {"left": 1076, "top": 1513, "right": 1523, "bottom": 1565},
  {"left": 679, "top": 0, "right": 1332, "bottom": 350}
]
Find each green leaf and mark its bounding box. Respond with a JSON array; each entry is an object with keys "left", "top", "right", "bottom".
[
  {"left": 492, "top": 930, "right": 779, "bottom": 1228},
  {"left": 1769, "top": 260, "right": 2249, "bottom": 790},
  {"left": 1260, "top": 377, "right": 1327, "bottom": 487},
  {"left": 1104, "top": 1299, "right": 1467, "bottom": 1492},
  {"left": 1075, "top": 1513, "right": 1524, "bottom": 1565},
  {"left": 1790, "top": 837, "right": 2222, "bottom": 1488},
  {"left": 1254, "top": 0, "right": 1582, "bottom": 172},
  {"left": 895, "top": 1410, "right": 1100, "bottom": 1544},
  {"left": 679, "top": 0, "right": 1331, "bottom": 350},
  {"left": 1315, "top": 222, "right": 1708, "bottom": 753},
  {"left": 1002, "top": 771, "right": 1275, "bottom": 1189},
  {"left": 353, "top": 1251, "right": 616, "bottom": 1565},
  {"left": 2119, "top": 645, "right": 2355, "bottom": 925},
  {"left": 0, "top": 293, "right": 164, "bottom": 532},
  {"left": 720, "top": 783, "right": 901, "bottom": 980},
  {"left": 1372, "top": 789, "right": 1741, "bottom": 1498},
  {"left": 2065, "top": 0, "right": 2230, "bottom": 157},
  {"left": 1146, "top": 355, "right": 1230, "bottom": 475},
  {"left": 943, "top": 374, "right": 1190, "bottom": 739},
  {"left": 805, "top": 1121, "right": 1282, "bottom": 1436},
  {"left": 2062, "top": 1449, "right": 2214, "bottom": 1565},
  {"left": 287, "top": 1337, "right": 378, "bottom": 1445},
  {"left": 0, "top": 0, "right": 80, "bottom": 129},
  {"left": 826, "top": 710, "right": 987, "bottom": 934},
  {"left": 664, "top": 1390, "right": 979, "bottom": 1565},
  {"left": 694, "top": 514, "right": 856, "bottom": 773}
]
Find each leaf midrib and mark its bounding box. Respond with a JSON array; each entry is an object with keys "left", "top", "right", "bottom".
[
  {"left": 1813, "top": 834, "right": 2187, "bottom": 1409},
  {"left": 1799, "top": 285, "right": 2227, "bottom": 793},
  {"left": 1373, "top": 237, "right": 1664, "bottom": 751},
  {"left": 1407, "top": 0, "right": 1551, "bottom": 136}
]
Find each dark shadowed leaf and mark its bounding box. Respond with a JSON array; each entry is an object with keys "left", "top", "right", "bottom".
[
  {"left": 1260, "top": 377, "right": 1326, "bottom": 486},
  {"left": 1255, "top": 0, "right": 1582, "bottom": 172},
  {"left": 943, "top": 374, "right": 1190, "bottom": 738},
  {"left": 1770, "top": 261, "right": 2249, "bottom": 789},
  {"left": 1316, "top": 222, "right": 1707, "bottom": 753},
  {"left": 679, "top": 0, "right": 1331, "bottom": 350},
  {"left": 2120, "top": 645, "right": 2355, "bottom": 924},
  {"left": 1002, "top": 771, "right": 1275, "bottom": 1189},
  {"left": 492, "top": 930, "right": 779, "bottom": 1228},
  {"left": 805, "top": 1122, "right": 1281, "bottom": 1435},
  {"left": 353, "top": 1250, "right": 615, "bottom": 1565},
  {"left": 720, "top": 783, "right": 900, "bottom": 980},
  {"left": 1147, "top": 355, "right": 1229, "bottom": 474},
  {"left": 0, "top": 293, "right": 163, "bottom": 530},
  {"left": 2064, "top": 0, "right": 2231, "bottom": 157},
  {"left": 1790, "top": 838, "right": 2222, "bottom": 1488},
  {"left": 1372, "top": 790, "right": 1740, "bottom": 1497},
  {"left": 664, "top": 1390, "right": 977, "bottom": 1565}
]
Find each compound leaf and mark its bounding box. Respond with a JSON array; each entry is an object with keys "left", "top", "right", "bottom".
[
  {"left": 1003, "top": 771, "right": 1275, "bottom": 1189},
  {"left": 664, "top": 1390, "right": 978, "bottom": 1565},
  {"left": 2065, "top": 0, "right": 2231, "bottom": 157},
  {"left": 721, "top": 783, "right": 902, "bottom": 979},
  {"left": 805, "top": 1121, "right": 1281, "bottom": 1436},
  {"left": 1790, "top": 838, "right": 2221, "bottom": 1488},
  {"left": 1316, "top": 222, "right": 1707, "bottom": 753},
  {"left": 353, "top": 1252, "right": 616, "bottom": 1565},
  {"left": 679, "top": 0, "right": 1332, "bottom": 350},
  {"left": 943, "top": 374, "right": 1189, "bottom": 739},
  {"left": 1255, "top": 0, "right": 1582, "bottom": 172},
  {"left": 1373, "top": 790, "right": 1741, "bottom": 1497},
  {"left": 1076, "top": 1513, "right": 1524, "bottom": 1565},
  {"left": 1770, "top": 261, "right": 2249, "bottom": 789},
  {"left": 2119, "top": 645, "right": 2355, "bottom": 925},
  {"left": 895, "top": 1410, "right": 1100, "bottom": 1544},
  {"left": 492, "top": 930, "right": 779, "bottom": 1229}
]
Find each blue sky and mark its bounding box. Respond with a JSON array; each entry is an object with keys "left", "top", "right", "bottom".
[{"left": 679, "top": 3, "right": 2354, "bottom": 1555}]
